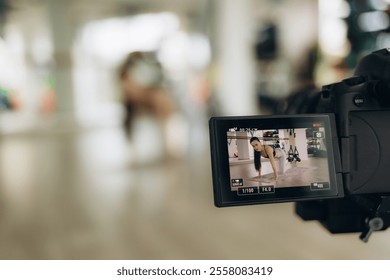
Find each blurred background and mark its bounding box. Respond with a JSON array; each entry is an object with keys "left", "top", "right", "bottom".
[{"left": 1, "top": 0, "right": 390, "bottom": 259}]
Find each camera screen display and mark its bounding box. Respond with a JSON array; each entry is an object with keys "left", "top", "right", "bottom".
[{"left": 209, "top": 114, "right": 343, "bottom": 207}]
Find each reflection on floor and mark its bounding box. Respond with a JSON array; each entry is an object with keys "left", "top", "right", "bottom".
[
  {"left": 0, "top": 125, "right": 390, "bottom": 259},
  {"left": 246, "top": 158, "right": 329, "bottom": 188},
  {"left": 230, "top": 157, "right": 329, "bottom": 189}
]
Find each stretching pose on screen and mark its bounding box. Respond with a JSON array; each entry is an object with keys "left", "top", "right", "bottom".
[{"left": 249, "top": 137, "right": 286, "bottom": 180}]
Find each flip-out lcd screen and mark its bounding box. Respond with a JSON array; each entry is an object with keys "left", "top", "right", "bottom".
[{"left": 209, "top": 114, "right": 343, "bottom": 207}]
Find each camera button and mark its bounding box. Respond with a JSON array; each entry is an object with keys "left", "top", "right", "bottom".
[{"left": 353, "top": 94, "right": 365, "bottom": 107}]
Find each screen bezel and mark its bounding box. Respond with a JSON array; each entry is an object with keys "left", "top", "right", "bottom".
[{"left": 209, "top": 114, "right": 344, "bottom": 207}]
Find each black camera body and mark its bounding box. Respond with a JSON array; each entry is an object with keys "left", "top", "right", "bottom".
[
  {"left": 209, "top": 49, "right": 390, "bottom": 241},
  {"left": 318, "top": 76, "right": 390, "bottom": 195},
  {"left": 294, "top": 49, "right": 390, "bottom": 241}
]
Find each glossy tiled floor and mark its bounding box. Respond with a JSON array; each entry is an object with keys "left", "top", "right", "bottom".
[{"left": 0, "top": 122, "right": 390, "bottom": 259}]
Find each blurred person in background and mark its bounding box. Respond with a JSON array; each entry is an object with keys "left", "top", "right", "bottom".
[
  {"left": 119, "top": 51, "right": 175, "bottom": 137},
  {"left": 119, "top": 51, "right": 180, "bottom": 164}
]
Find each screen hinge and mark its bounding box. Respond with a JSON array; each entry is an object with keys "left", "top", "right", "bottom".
[{"left": 341, "top": 137, "right": 351, "bottom": 174}]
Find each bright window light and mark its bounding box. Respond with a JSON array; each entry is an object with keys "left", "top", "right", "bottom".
[
  {"left": 319, "top": 0, "right": 350, "bottom": 18},
  {"left": 358, "top": 11, "right": 390, "bottom": 32},
  {"left": 30, "top": 33, "right": 53, "bottom": 65},
  {"left": 319, "top": 0, "right": 350, "bottom": 57},
  {"left": 370, "top": 0, "right": 388, "bottom": 10},
  {"left": 158, "top": 32, "right": 211, "bottom": 71},
  {"left": 80, "top": 12, "right": 180, "bottom": 64}
]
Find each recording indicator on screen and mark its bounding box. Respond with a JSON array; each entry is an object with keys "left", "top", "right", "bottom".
[{"left": 237, "top": 187, "right": 259, "bottom": 196}]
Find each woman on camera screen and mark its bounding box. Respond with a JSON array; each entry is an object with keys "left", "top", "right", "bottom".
[{"left": 249, "top": 137, "right": 286, "bottom": 180}]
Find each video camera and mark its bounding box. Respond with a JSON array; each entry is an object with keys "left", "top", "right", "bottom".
[{"left": 209, "top": 48, "right": 390, "bottom": 242}]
